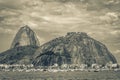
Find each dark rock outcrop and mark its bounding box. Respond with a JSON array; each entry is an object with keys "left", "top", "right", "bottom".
[
  {"left": 33, "top": 32, "right": 117, "bottom": 66},
  {"left": 11, "top": 25, "right": 40, "bottom": 48},
  {"left": 0, "top": 46, "right": 38, "bottom": 64}
]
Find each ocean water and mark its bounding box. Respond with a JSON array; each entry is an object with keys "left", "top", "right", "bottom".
[{"left": 0, "top": 71, "right": 120, "bottom": 80}]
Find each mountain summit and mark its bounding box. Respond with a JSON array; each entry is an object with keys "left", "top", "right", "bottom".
[
  {"left": 33, "top": 32, "right": 117, "bottom": 66},
  {"left": 0, "top": 26, "right": 39, "bottom": 64},
  {"left": 11, "top": 25, "right": 40, "bottom": 48}
]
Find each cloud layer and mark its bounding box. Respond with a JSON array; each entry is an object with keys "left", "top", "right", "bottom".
[{"left": 0, "top": 0, "right": 120, "bottom": 63}]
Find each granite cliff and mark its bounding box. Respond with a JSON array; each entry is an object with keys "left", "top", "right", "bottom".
[
  {"left": 33, "top": 32, "right": 117, "bottom": 66},
  {"left": 11, "top": 25, "right": 40, "bottom": 48}
]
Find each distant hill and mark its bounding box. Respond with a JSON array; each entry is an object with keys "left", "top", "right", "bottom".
[{"left": 33, "top": 32, "right": 117, "bottom": 67}]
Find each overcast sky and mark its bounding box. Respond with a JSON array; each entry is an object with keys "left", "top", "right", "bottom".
[{"left": 0, "top": 0, "right": 120, "bottom": 63}]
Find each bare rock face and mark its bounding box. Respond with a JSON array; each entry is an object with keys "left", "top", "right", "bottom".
[
  {"left": 11, "top": 25, "right": 40, "bottom": 48},
  {"left": 0, "top": 46, "right": 39, "bottom": 64},
  {"left": 33, "top": 32, "right": 117, "bottom": 67},
  {"left": 0, "top": 26, "right": 40, "bottom": 64}
]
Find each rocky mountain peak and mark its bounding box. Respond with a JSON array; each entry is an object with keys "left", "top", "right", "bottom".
[
  {"left": 66, "top": 32, "right": 88, "bottom": 37},
  {"left": 11, "top": 25, "right": 40, "bottom": 48},
  {"left": 21, "top": 25, "right": 30, "bottom": 30},
  {"left": 33, "top": 32, "right": 117, "bottom": 67},
  {"left": 65, "top": 32, "right": 88, "bottom": 42}
]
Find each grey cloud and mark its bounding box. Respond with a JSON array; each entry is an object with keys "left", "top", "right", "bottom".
[
  {"left": 0, "top": 0, "right": 23, "bottom": 10},
  {"left": 0, "top": 27, "right": 15, "bottom": 34},
  {"left": 0, "top": 0, "right": 120, "bottom": 62},
  {"left": 99, "top": 12, "right": 120, "bottom": 25},
  {"left": 0, "top": 16, "right": 4, "bottom": 22}
]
